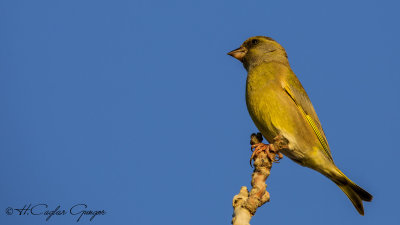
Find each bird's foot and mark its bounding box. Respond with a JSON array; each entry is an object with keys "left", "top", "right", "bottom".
[
  {"left": 250, "top": 143, "right": 283, "bottom": 167},
  {"left": 250, "top": 143, "right": 271, "bottom": 163}
]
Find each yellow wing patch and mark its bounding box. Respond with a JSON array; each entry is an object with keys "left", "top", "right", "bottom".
[{"left": 284, "top": 86, "right": 333, "bottom": 161}]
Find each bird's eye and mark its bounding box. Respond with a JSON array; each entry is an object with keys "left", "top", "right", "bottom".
[{"left": 251, "top": 39, "right": 259, "bottom": 45}]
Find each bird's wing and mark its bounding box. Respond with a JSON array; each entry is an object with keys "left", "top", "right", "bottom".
[{"left": 283, "top": 74, "right": 333, "bottom": 161}]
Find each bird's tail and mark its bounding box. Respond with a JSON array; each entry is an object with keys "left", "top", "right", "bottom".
[{"left": 334, "top": 169, "right": 373, "bottom": 215}]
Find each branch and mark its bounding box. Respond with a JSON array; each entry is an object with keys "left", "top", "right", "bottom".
[{"left": 231, "top": 133, "right": 279, "bottom": 225}]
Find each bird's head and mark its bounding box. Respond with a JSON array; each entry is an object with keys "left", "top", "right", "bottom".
[{"left": 228, "top": 36, "right": 288, "bottom": 70}]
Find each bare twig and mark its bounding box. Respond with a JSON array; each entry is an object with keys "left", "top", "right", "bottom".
[{"left": 231, "top": 133, "right": 279, "bottom": 225}]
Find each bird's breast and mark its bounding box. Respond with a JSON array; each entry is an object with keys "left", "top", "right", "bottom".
[{"left": 245, "top": 71, "right": 282, "bottom": 142}]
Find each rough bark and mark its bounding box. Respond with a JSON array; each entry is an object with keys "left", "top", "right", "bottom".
[{"left": 231, "top": 133, "right": 279, "bottom": 225}]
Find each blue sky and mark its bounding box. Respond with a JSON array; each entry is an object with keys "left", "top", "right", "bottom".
[{"left": 1, "top": 0, "right": 399, "bottom": 224}]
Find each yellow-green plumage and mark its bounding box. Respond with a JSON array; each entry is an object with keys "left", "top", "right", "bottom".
[{"left": 228, "top": 36, "right": 372, "bottom": 215}]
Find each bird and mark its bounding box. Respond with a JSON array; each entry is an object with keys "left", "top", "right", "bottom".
[{"left": 227, "top": 36, "right": 372, "bottom": 215}]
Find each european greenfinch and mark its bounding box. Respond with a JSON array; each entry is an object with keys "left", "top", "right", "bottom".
[{"left": 228, "top": 36, "right": 372, "bottom": 215}]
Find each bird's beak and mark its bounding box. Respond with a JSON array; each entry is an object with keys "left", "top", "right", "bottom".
[{"left": 227, "top": 46, "right": 247, "bottom": 62}]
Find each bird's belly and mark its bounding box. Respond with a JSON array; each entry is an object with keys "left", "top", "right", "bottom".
[
  {"left": 246, "top": 87, "right": 312, "bottom": 164},
  {"left": 246, "top": 89, "right": 280, "bottom": 141}
]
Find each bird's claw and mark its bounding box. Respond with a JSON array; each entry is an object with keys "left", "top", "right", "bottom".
[
  {"left": 250, "top": 143, "right": 270, "bottom": 167},
  {"left": 273, "top": 151, "right": 284, "bottom": 163},
  {"left": 249, "top": 143, "right": 283, "bottom": 167}
]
